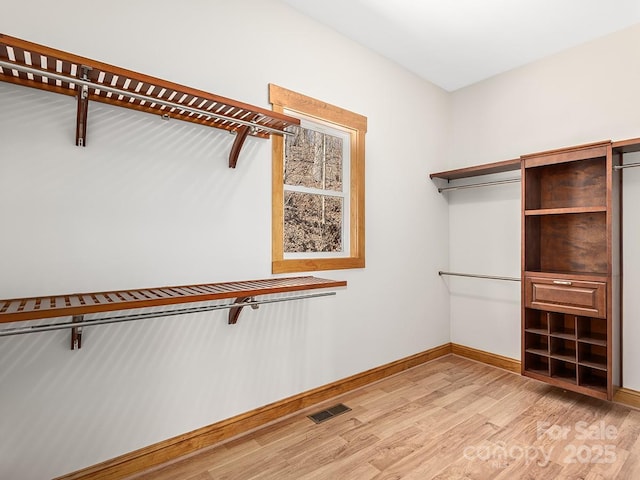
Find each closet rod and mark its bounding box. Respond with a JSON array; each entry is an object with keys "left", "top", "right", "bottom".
[
  {"left": 0, "top": 292, "right": 335, "bottom": 338},
  {"left": 0, "top": 60, "right": 293, "bottom": 137},
  {"left": 614, "top": 162, "right": 640, "bottom": 170},
  {"left": 438, "top": 271, "right": 520, "bottom": 282},
  {"left": 437, "top": 178, "right": 520, "bottom": 193}
]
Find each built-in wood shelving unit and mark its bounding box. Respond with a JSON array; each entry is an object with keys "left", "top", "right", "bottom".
[
  {"left": 429, "top": 136, "right": 640, "bottom": 401},
  {"left": 521, "top": 141, "right": 619, "bottom": 401},
  {"left": 0, "top": 33, "right": 300, "bottom": 167}
]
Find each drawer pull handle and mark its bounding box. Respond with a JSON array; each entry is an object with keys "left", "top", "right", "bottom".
[{"left": 553, "top": 280, "right": 573, "bottom": 286}]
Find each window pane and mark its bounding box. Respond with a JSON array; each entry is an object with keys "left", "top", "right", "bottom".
[
  {"left": 324, "top": 133, "right": 343, "bottom": 191},
  {"left": 284, "top": 125, "right": 343, "bottom": 191},
  {"left": 284, "top": 191, "right": 343, "bottom": 253}
]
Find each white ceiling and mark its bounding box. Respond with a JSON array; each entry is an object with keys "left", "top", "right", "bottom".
[{"left": 282, "top": 0, "right": 640, "bottom": 91}]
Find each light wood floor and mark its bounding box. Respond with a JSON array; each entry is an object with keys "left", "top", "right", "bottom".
[{"left": 129, "top": 355, "right": 640, "bottom": 479}]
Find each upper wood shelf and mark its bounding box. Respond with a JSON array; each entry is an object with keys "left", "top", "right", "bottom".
[
  {"left": 0, "top": 276, "right": 346, "bottom": 324},
  {"left": 429, "top": 158, "right": 521, "bottom": 181},
  {"left": 612, "top": 137, "right": 640, "bottom": 153},
  {"left": 430, "top": 137, "right": 640, "bottom": 182},
  {"left": 0, "top": 33, "right": 300, "bottom": 167}
]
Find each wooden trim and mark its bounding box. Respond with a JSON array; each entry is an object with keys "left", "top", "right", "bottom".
[
  {"left": 55, "top": 343, "right": 451, "bottom": 480},
  {"left": 429, "top": 158, "right": 521, "bottom": 180},
  {"left": 269, "top": 84, "right": 367, "bottom": 131},
  {"left": 521, "top": 141, "right": 611, "bottom": 168},
  {"left": 451, "top": 343, "right": 521, "bottom": 373},
  {"left": 614, "top": 387, "right": 640, "bottom": 409},
  {"left": 272, "top": 257, "right": 365, "bottom": 273},
  {"left": 269, "top": 84, "right": 366, "bottom": 274}
]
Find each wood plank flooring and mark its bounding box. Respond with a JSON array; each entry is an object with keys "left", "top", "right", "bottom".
[{"left": 128, "top": 355, "right": 640, "bottom": 479}]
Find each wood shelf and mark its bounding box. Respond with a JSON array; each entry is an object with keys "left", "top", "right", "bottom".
[
  {"left": 549, "top": 331, "right": 577, "bottom": 340},
  {"left": 578, "top": 334, "right": 607, "bottom": 347},
  {"left": 579, "top": 359, "right": 607, "bottom": 371},
  {"left": 525, "top": 327, "right": 548, "bottom": 336},
  {"left": 0, "top": 33, "right": 300, "bottom": 168},
  {"left": 550, "top": 352, "right": 577, "bottom": 363},
  {"left": 524, "top": 206, "right": 607, "bottom": 216},
  {"left": 525, "top": 348, "right": 549, "bottom": 357},
  {"left": 526, "top": 367, "right": 550, "bottom": 377},
  {"left": 0, "top": 276, "right": 346, "bottom": 324},
  {"left": 550, "top": 375, "right": 578, "bottom": 385},
  {"left": 523, "top": 270, "right": 608, "bottom": 280},
  {"left": 0, "top": 276, "right": 347, "bottom": 349},
  {"left": 429, "top": 158, "right": 520, "bottom": 180},
  {"left": 612, "top": 137, "right": 640, "bottom": 153}
]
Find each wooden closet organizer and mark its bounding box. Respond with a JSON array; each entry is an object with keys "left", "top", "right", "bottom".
[
  {"left": 0, "top": 35, "right": 345, "bottom": 350},
  {"left": 0, "top": 276, "right": 347, "bottom": 349},
  {"left": 0, "top": 33, "right": 300, "bottom": 167},
  {"left": 431, "top": 137, "right": 640, "bottom": 401},
  {"left": 521, "top": 141, "right": 620, "bottom": 400}
]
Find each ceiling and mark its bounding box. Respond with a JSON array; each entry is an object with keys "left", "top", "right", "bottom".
[{"left": 282, "top": 0, "right": 640, "bottom": 91}]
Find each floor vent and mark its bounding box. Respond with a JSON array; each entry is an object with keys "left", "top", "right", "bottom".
[{"left": 307, "top": 403, "right": 352, "bottom": 424}]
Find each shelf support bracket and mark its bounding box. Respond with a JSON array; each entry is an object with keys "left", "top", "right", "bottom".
[
  {"left": 228, "top": 126, "right": 251, "bottom": 168},
  {"left": 75, "top": 65, "right": 91, "bottom": 147},
  {"left": 70, "top": 315, "right": 84, "bottom": 350},
  {"left": 228, "top": 296, "right": 259, "bottom": 325}
]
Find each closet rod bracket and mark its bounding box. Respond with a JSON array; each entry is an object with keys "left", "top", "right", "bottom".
[
  {"left": 228, "top": 296, "right": 259, "bottom": 325},
  {"left": 71, "top": 315, "right": 84, "bottom": 350},
  {"left": 229, "top": 126, "right": 251, "bottom": 168},
  {"left": 75, "top": 65, "right": 91, "bottom": 147}
]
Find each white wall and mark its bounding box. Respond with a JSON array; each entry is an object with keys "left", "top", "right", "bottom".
[
  {"left": 0, "top": 1, "right": 451, "bottom": 478},
  {"left": 448, "top": 24, "right": 640, "bottom": 386},
  {"left": 445, "top": 173, "right": 521, "bottom": 359},
  {"left": 622, "top": 152, "right": 640, "bottom": 390}
]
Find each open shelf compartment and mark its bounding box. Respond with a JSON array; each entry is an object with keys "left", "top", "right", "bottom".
[
  {"left": 525, "top": 331, "right": 549, "bottom": 357},
  {"left": 549, "top": 312, "right": 576, "bottom": 339},
  {"left": 525, "top": 352, "right": 550, "bottom": 376},
  {"left": 524, "top": 309, "right": 549, "bottom": 334},
  {"left": 524, "top": 213, "right": 608, "bottom": 274},
  {"left": 577, "top": 316, "right": 607, "bottom": 346},
  {"left": 550, "top": 358, "right": 577, "bottom": 384},
  {"left": 578, "top": 365, "right": 608, "bottom": 392},
  {"left": 550, "top": 336, "right": 577, "bottom": 363},
  {"left": 578, "top": 343, "right": 607, "bottom": 371},
  {"left": 524, "top": 157, "right": 607, "bottom": 211}
]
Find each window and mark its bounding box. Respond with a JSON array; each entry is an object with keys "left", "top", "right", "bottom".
[{"left": 269, "top": 84, "right": 366, "bottom": 273}]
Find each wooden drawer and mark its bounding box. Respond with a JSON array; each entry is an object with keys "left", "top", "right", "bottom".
[{"left": 525, "top": 276, "right": 606, "bottom": 318}]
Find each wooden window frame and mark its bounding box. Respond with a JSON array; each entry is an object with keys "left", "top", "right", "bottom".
[{"left": 269, "top": 84, "right": 366, "bottom": 273}]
